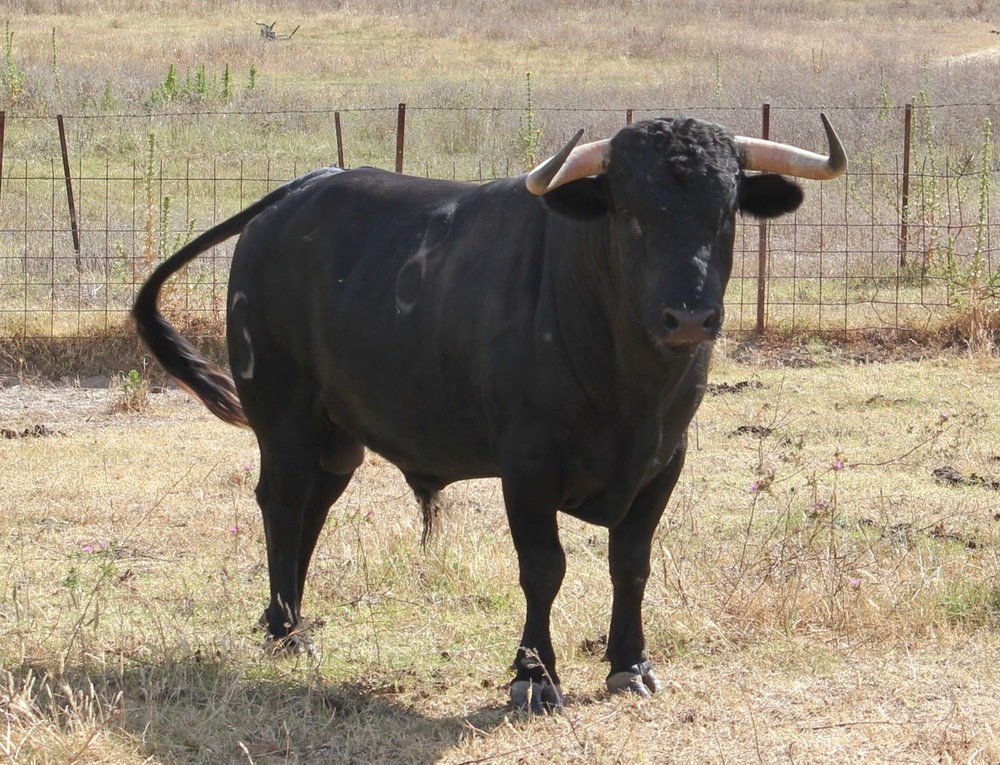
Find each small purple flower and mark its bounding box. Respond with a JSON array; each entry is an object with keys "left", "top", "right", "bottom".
[
  {"left": 811, "top": 501, "right": 831, "bottom": 514},
  {"left": 750, "top": 473, "right": 775, "bottom": 494},
  {"left": 831, "top": 458, "right": 845, "bottom": 471},
  {"left": 82, "top": 544, "right": 93, "bottom": 553},
  {"left": 228, "top": 525, "right": 240, "bottom": 535},
  {"left": 849, "top": 577, "right": 861, "bottom": 589}
]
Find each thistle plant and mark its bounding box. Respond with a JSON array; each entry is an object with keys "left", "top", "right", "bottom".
[
  {"left": 517, "top": 71, "right": 543, "bottom": 170},
  {"left": 968, "top": 117, "right": 995, "bottom": 352},
  {"left": 51, "top": 27, "right": 62, "bottom": 102},
  {"left": 2, "top": 21, "right": 24, "bottom": 108}
]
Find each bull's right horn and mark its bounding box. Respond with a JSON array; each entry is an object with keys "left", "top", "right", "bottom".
[
  {"left": 526, "top": 130, "right": 612, "bottom": 195},
  {"left": 735, "top": 113, "right": 847, "bottom": 180}
]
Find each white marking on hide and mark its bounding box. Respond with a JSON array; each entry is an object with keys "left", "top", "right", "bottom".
[
  {"left": 436, "top": 201, "right": 458, "bottom": 219},
  {"left": 240, "top": 328, "right": 255, "bottom": 380},
  {"left": 395, "top": 203, "right": 457, "bottom": 315},
  {"left": 230, "top": 291, "right": 255, "bottom": 380}
]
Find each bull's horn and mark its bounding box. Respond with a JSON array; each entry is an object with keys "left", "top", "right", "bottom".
[
  {"left": 526, "top": 130, "right": 612, "bottom": 195},
  {"left": 736, "top": 113, "right": 847, "bottom": 180}
]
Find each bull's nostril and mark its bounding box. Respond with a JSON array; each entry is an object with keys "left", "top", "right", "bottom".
[{"left": 659, "top": 307, "right": 722, "bottom": 343}]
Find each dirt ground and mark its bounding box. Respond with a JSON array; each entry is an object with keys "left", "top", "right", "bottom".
[{"left": 0, "top": 376, "right": 204, "bottom": 434}]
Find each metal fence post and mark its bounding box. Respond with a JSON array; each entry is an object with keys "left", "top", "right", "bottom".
[
  {"left": 56, "top": 114, "right": 82, "bottom": 270},
  {"left": 335, "top": 111, "right": 345, "bottom": 169},
  {"left": 395, "top": 103, "right": 406, "bottom": 173},
  {"left": 755, "top": 103, "right": 770, "bottom": 336},
  {"left": 0, "top": 111, "right": 6, "bottom": 206},
  {"left": 899, "top": 103, "right": 912, "bottom": 267}
]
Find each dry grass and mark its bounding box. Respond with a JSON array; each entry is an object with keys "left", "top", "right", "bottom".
[
  {"left": 1, "top": 348, "right": 999, "bottom": 762},
  {"left": 1, "top": 0, "right": 999, "bottom": 148}
]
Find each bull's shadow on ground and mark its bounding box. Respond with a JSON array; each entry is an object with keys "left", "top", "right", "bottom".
[{"left": 22, "top": 656, "right": 527, "bottom": 763}]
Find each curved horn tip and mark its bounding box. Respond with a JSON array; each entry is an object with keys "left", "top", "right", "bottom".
[
  {"left": 544, "top": 129, "right": 586, "bottom": 165},
  {"left": 735, "top": 112, "right": 848, "bottom": 180},
  {"left": 819, "top": 112, "right": 848, "bottom": 177},
  {"left": 525, "top": 128, "right": 586, "bottom": 195}
]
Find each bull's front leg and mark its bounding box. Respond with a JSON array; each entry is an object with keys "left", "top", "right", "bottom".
[
  {"left": 605, "top": 440, "right": 686, "bottom": 696},
  {"left": 502, "top": 475, "right": 566, "bottom": 712}
]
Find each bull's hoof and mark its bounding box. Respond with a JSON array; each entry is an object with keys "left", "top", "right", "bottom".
[
  {"left": 510, "top": 680, "right": 564, "bottom": 713},
  {"left": 263, "top": 632, "right": 320, "bottom": 660},
  {"left": 606, "top": 661, "right": 662, "bottom": 697}
]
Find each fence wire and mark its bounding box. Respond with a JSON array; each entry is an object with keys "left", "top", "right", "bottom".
[{"left": 0, "top": 104, "right": 997, "bottom": 347}]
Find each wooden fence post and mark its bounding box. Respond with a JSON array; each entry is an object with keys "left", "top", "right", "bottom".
[
  {"left": 755, "top": 103, "right": 770, "bottom": 336},
  {"left": 56, "top": 114, "right": 82, "bottom": 270},
  {"left": 395, "top": 103, "right": 406, "bottom": 173}
]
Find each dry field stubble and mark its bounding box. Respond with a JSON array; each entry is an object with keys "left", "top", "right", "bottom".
[
  {"left": 1, "top": 346, "right": 999, "bottom": 762},
  {"left": 1, "top": 0, "right": 999, "bottom": 154}
]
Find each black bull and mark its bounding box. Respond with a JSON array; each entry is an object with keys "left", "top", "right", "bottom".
[{"left": 134, "top": 115, "right": 846, "bottom": 710}]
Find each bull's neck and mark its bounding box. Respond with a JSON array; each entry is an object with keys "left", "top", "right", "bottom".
[{"left": 543, "top": 216, "right": 694, "bottom": 407}]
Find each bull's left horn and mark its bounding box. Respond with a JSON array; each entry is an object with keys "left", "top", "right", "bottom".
[
  {"left": 736, "top": 113, "right": 847, "bottom": 180},
  {"left": 526, "top": 130, "right": 612, "bottom": 195}
]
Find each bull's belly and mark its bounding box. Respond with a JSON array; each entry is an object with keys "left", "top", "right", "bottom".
[
  {"left": 365, "top": 435, "right": 500, "bottom": 486},
  {"left": 321, "top": 381, "right": 686, "bottom": 528},
  {"left": 319, "top": 389, "right": 500, "bottom": 484}
]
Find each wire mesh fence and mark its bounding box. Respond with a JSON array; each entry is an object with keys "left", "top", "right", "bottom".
[{"left": 0, "top": 102, "right": 997, "bottom": 353}]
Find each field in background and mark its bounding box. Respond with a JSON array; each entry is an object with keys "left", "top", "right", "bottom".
[
  {"left": 1, "top": 349, "right": 999, "bottom": 762},
  {"left": 0, "top": 0, "right": 998, "bottom": 368}
]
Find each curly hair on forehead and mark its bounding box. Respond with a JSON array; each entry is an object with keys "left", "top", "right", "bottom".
[{"left": 615, "top": 116, "right": 741, "bottom": 179}]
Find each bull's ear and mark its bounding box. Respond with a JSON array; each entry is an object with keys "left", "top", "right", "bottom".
[
  {"left": 739, "top": 173, "right": 804, "bottom": 219},
  {"left": 541, "top": 177, "right": 609, "bottom": 220}
]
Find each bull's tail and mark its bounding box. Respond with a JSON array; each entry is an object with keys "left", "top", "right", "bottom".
[{"left": 132, "top": 167, "right": 341, "bottom": 427}]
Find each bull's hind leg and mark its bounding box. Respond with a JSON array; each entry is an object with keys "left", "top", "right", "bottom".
[
  {"left": 229, "top": 295, "right": 363, "bottom": 653},
  {"left": 249, "top": 403, "right": 363, "bottom": 655}
]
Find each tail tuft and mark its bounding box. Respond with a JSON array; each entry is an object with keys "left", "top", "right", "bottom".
[{"left": 134, "top": 306, "right": 248, "bottom": 427}]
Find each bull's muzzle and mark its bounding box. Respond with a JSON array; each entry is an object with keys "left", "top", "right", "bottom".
[{"left": 657, "top": 306, "right": 722, "bottom": 345}]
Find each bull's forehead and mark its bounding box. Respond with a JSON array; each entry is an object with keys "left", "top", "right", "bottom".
[{"left": 608, "top": 117, "right": 741, "bottom": 181}]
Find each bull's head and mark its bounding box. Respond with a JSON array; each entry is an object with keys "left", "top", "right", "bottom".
[{"left": 526, "top": 115, "right": 846, "bottom": 348}]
